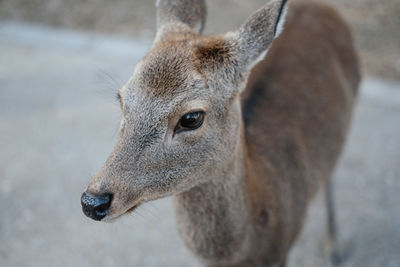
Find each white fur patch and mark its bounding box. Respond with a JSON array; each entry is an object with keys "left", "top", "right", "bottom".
[
  {"left": 251, "top": 48, "right": 269, "bottom": 69},
  {"left": 274, "top": 1, "right": 289, "bottom": 38}
]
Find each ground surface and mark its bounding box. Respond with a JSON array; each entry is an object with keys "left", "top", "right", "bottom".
[
  {"left": 0, "top": 22, "right": 399, "bottom": 267},
  {"left": 0, "top": 0, "right": 399, "bottom": 80}
]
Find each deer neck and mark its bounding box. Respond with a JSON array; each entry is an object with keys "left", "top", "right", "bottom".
[{"left": 173, "top": 126, "right": 250, "bottom": 264}]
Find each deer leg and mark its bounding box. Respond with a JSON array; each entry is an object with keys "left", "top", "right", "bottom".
[{"left": 325, "top": 179, "right": 342, "bottom": 266}]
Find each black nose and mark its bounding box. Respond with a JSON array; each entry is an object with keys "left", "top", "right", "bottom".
[{"left": 81, "top": 191, "right": 113, "bottom": 221}]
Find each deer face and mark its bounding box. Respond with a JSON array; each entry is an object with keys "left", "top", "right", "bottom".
[
  {"left": 83, "top": 40, "right": 244, "bottom": 221},
  {"left": 81, "top": 0, "right": 288, "bottom": 221}
]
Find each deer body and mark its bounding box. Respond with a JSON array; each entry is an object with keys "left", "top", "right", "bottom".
[
  {"left": 81, "top": 1, "right": 360, "bottom": 266},
  {"left": 174, "top": 3, "right": 359, "bottom": 266}
]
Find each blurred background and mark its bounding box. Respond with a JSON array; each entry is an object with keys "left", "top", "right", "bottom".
[
  {"left": 1, "top": 0, "right": 399, "bottom": 79},
  {"left": 0, "top": 0, "right": 399, "bottom": 266}
]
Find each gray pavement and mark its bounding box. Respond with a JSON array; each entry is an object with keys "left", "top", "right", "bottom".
[{"left": 0, "top": 22, "right": 399, "bottom": 267}]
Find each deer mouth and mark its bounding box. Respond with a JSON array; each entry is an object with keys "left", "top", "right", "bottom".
[
  {"left": 101, "top": 202, "right": 141, "bottom": 223},
  {"left": 126, "top": 204, "right": 139, "bottom": 214}
]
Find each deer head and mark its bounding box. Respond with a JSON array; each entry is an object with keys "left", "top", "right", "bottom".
[{"left": 81, "top": 0, "right": 288, "bottom": 222}]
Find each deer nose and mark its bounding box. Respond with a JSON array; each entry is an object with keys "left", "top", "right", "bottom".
[{"left": 81, "top": 191, "right": 113, "bottom": 221}]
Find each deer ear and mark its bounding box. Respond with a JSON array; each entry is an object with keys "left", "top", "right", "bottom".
[
  {"left": 232, "top": 0, "right": 289, "bottom": 70},
  {"left": 156, "top": 0, "right": 207, "bottom": 36}
]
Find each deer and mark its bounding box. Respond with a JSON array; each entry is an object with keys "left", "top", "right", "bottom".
[{"left": 81, "top": 0, "right": 360, "bottom": 266}]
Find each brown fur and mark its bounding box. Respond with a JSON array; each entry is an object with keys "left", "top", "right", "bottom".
[
  {"left": 195, "top": 39, "right": 232, "bottom": 65},
  {"left": 83, "top": 0, "right": 360, "bottom": 266},
  {"left": 239, "top": 2, "right": 360, "bottom": 264}
]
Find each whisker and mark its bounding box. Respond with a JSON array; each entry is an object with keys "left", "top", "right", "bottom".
[{"left": 93, "top": 67, "right": 124, "bottom": 106}]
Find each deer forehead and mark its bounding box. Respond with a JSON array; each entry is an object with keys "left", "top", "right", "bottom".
[
  {"left": 132, "top": 40, "right": 201, "bottom": 98},
  {"left": 121, "top": 35, "right": 234, "bottom": 102}
]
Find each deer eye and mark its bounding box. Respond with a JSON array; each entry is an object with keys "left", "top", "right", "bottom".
[{"left": 175, "top": 111, "right": 205, "bottom": 134}]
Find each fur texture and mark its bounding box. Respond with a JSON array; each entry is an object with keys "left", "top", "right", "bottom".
[{"left": 83, "top": 0, "right": 360, "bottom": 266}]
